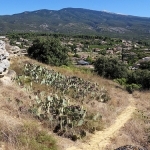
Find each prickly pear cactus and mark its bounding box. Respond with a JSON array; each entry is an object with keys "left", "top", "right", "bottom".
[
  {"left": 15, "top": 63, "right": 107, "bottom": 140},
  {"left": 23, "top": 63, "right": 110, "bottom": 103},
  {"left": 29, "top": 92, "right": 87, "bottom": 140}
]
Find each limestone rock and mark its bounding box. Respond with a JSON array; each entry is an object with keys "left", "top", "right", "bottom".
[
  {"left": 0, "top": 40, "right": 10, "bottom": 76},
  {"left": 9, "top": 46, "right": 20, "bottom": 54}
]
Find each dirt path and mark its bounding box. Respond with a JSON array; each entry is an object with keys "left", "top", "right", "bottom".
[{"left": 66, "top": 96, "right": 136, "bottom": 150}]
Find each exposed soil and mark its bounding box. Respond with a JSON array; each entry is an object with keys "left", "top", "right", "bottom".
[{"left": 65, "top": 96, "right": 136, "bottom": 150}]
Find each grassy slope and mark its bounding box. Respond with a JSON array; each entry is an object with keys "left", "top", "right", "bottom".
[
  {"left": 0, "top": 83, "right": 58, "bottom": 150},
  {"left": 0, "top": 55, "right": 149, "bottom": 149},
  {"left": 106, "top": 91, "right": 150, "bottom": 149}
]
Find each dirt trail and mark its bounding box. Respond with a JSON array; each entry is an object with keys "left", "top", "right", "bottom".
[{"left": 66, "top": 96, "right": 136, "bottom": 150}]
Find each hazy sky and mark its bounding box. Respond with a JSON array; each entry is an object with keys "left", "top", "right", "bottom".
[{"left": 0, "top": 0, "right": 149, "bottom": 17}]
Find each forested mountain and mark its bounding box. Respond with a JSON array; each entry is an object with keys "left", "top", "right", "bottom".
[{"left": 1, "top": 8, "right": 150, "bottom": 39}]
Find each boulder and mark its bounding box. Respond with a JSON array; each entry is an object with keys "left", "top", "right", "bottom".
[{"left": 0, "top": 40, "right": 10, "bottom": 77}]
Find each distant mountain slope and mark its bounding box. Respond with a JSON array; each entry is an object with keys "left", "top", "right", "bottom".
[{"left": 0, "top": 8, "right": 150, "bottom": 38}]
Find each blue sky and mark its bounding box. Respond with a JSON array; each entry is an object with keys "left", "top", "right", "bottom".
[{"left": 0, "top": 0, "right": 150, "bottom": 17}]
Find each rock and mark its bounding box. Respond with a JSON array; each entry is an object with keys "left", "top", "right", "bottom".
[
  {"left": 0, "top": 40, "right": 10, "bottom": 76},
  {"left": 9, "top": 46, "right": 20, "bottom": 55},
  {"left": 0, "top": 76, "right": 11, "bottom": 85},
  {"left": 5, "top": 70, "right": 16, "bottom": 80},
  {"left": 115, "top": 145, "right": 146, "bottom": 150},
  {"left": 0, "top": 40, "right": 16, "bottom": 85},
  {"left": 1, "top": 59, "right": 10, "bottom": 68},
  {"left": 0, "top": 66, "right": 4, "bottom": 72}
]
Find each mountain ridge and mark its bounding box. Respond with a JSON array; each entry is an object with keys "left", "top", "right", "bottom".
[
  {"left": 13, "top": 8, "right": 150, "bottom": 18},
  {"left": 0, "top": 8, "right": 150, "bottom": 39}
]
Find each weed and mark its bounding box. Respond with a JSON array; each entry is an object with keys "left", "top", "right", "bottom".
[{"left": 18, "top": 122, "right": 58, "bottom": 150}]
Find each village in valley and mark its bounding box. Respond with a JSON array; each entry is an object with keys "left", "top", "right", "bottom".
[{"left": 1, "top": 33, "right": 150, "bottom": 72}]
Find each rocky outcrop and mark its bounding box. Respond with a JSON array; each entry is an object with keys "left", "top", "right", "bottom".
[
  {"left": 6, "top": 44, "right": 27, "bottom": 57},
  {"left": 9, "top": 45, "right": 21, "bottom": 56},
  {"left": 0, "top": 40, "right": 16, "bottom": 85},
  {"left": 0, "top": 40, "right": 10, "bottom": 77}
]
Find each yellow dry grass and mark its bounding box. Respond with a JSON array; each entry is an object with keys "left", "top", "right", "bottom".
[
  {"left": 4, "top": 55, "right": 149, "bottom": 150},
  {"left": 0, "top": 83, "right": 58, "bottom": 150},
  {"left": 66, "top": 95, "right": 136, "bottom": 150},
  {"left": 105, "top": 91, "right": 150, "bottom": 150},
  {"left": 10, "top": 56, "right": 130, "bottom": 127}
]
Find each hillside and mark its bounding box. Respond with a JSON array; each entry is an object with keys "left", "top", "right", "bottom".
[
  {"left": 0, "top": 50, "right": 149, "bottom": 149},
  {"left": 0, "top": 55, "right": 149, "bottom": 150},
  {"left": 0, "top": 37, "right": 150, "bottom": 150},
  {"left": 1, "top": 8, "right": 150, "bottom": 39}
]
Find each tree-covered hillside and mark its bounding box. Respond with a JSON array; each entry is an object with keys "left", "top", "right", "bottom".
[{"left": 1, "top": 8, "right": 150, "bottom": 39}]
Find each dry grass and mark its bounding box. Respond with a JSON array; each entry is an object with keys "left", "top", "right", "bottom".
[
  {"left": 3, "top": 39, "right": 149, "bottom": 150},
  {"left": 106, "top": 91, "right": 150, "bottom": 149},
  {"left": 10, "top": 56, "right": 130, "bottom": 128},
  {"left": 0, "top": 108, "right": 23, "bottom": 150},
  {"left": 8, "top": 56, "right": 141, "bottom": 150},
  {"left": 0, "top": 84, "right": 58, "bottom": 150}
]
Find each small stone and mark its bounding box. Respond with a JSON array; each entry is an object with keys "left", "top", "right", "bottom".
[{"left": 115, "top": 145, "right": 146, "bottom": 150}]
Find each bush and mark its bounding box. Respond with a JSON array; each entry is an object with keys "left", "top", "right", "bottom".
[
  {"left": 18, "top": 122, "right": 57, "bottom": 150},
  {"left": 86, "top": 56, "right": 93, "bottom": 64},
  {"left": 114, "top": 78, "right": 141, "bottom": 93},
  {"left": 127, "top": 69, "right": 150, "bottom": 90},
  {"left": 114, "top": 78, "right": 127, "bottom": 86},
  {"left": 73, "top": 53, "right": 80, "bottom": 58},
  {"left": 139, "top": 61, "right": 150, "bottom": 70},
  {"left": 94, "top": 56, "right": 128, "bottom": 79},
  {"left": 28, "top": 37, "right": 70, "bottom": 66},
  {"left": 126, "top": 83, "right": 141, "bottom": 93}
]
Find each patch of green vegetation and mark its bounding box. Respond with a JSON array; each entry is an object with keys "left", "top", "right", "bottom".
[
  {"left": 61, "top": 64, "right": 93, "bottom": 74},
  {"left": 14, "top": 62, "right": 110, "bottom": 141},
  {"left": 94, "top": 56, "right": 128, "bottom": 79},
  {"left": 114, "top": 78, "right": 141, "bottom": 93},
  {"left": 73, "top": 53, "right": 80, "bottom": 58},
  {"left": 18, "top": 122, "right": 57, "bottom": 150},
  {"left": 89, "top": 45, "right": 114, "bottom": 49},
  {"left": 94, "top": 56, "right": 150, "bottom": 93},
  {"left": 28, "top": 37, "right": 70, "bottom": 66},
  {"left": 89, "top": 45, "right": 102, "bottom": 49}
]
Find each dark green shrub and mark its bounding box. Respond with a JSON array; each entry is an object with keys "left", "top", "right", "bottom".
[
  {"left": 94, "top": 56, "right": 128, "bottom": 79},
  {"left": 28, "top": 37, "right": 70, "bottom": 66},
  {"left": 127, "top": 69, "right": 150, "bottom": 90},
  {"left": 126, "top": 83, "right": 141, "bottom": 93}
]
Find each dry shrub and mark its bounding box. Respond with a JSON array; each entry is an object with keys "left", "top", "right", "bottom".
[
  {"left": 17, "top": 121, "right": 58, "bottom": 150},
  {"left": 0, "top": 112, "right": 22, "bottom": 150},
  {"left": 0, "top": 84, "right": 58, "bottom": 150},
  {"left": 0, "top": 119, "right": 58, "bottom": 150},
  {"left": 0, "top": 84, "right": 31, "bottom": 115}
]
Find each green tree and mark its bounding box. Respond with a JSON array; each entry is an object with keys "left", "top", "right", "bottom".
[
  {"left": 139, "top": 61, "right": 150, "bottom": 70},
  {"left": 28, "top": 38, "right": 70, "bottom": 66},
  {"left": 127, "top": 69, "right": 150, "bottom": 90},
  {"left": 94, "top": 56, "right": 127, "bottom": 79}
]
